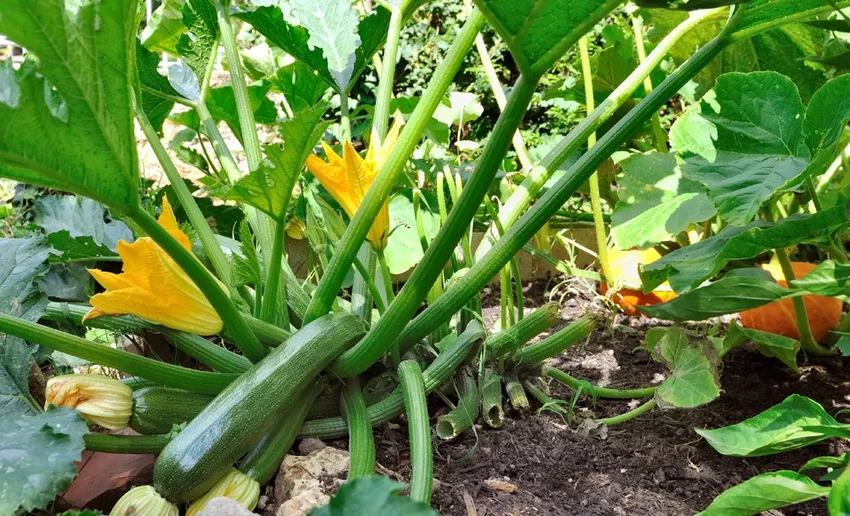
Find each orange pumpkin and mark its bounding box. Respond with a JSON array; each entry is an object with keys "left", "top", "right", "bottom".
[
  {"left": 598, "top": 247, "right": 676, "bottom": 316},
  {"left": 740, "top": 261, "right": 842, "bottom": 343}
]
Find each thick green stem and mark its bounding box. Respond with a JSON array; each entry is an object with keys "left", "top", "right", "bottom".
[
  {"left": 474, "top": 8, "right": 720, "bottom": 261},
  {"left": 505, "top": 375, "right": 530, "bottom": 410},
  {"left": 216, "top": 0, "right": 262, "bottom": 171},
  {"left": 481, "top": 369, "right": 504, "bottom": 428},
  {"left": 342, "top": 376, "right": 376, "bottom": 480},
  {"left": 400, "top": 7, "right": 747, "bottom": 349},
  {"left": 509, "top": 314, "right": 595, "bottom": 366},
  {"left": 136, "top": 108, "right": 232, "bottom": 287},
  {"left": 597, "top": 399, "right": 657, "bottom": 426},
  {"left": 398, "top": 360, "right": 433, "bottom": 504},
  {"left": 773, "top": 246, "right": 835, "bottom": 356},
  {"left": 302, "top": 10, "right": 485, "bottom": 324},
  {"left": 299, "top": 321, "right": 484, "bottom": 439},
  {"left": 196, "top": 101, "right": 243, "bottom": 181},
  {"left": 373, "top": 2, "right": 409, "bottom": 141},
  {"left": 484, "top": 302, "right": 560, "bottom": 358},
  {"left": 259, "top": 221, "right": 289, "bottom": 328},
  {"left": 129, "top": 207, "right": 267, "bottom": 362},
  {"left": 435, "top": 371, "right": 479, "bottom": 440},
  {"left": 329, "top": 73, "right": 538, "bottom": 378},
  {"left": 44, "top": 302, "right": 251, "bottom": 374},
  {"left": 546, "top": 366, "right": 656, "bottom": 399},
  {"left": 0, "top": 313, "right": 237, "bottom": 394},
  {"left": 579, "top": 35, "right": 611, "bottom": 279}
]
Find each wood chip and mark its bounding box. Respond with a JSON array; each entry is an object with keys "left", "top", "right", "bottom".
[{"left": 484, "top": 478, "right": 518, "bottom": 493}]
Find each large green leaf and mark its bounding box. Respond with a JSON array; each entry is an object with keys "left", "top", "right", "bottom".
[
  {"left": 310, "top": 475, "right": 437, "bottom": 516},
  {"left": 34, "top": 196, "right": 132, "bottom": 262},
  {"left": 0, "top": 237, "right": 52, "bottom": 418},
  {"left": 640, "top": 269, "right": 796, "bottom": 321},
  {"left": 696, "top": 394, "right": 838, "bottom": 457},
  {"left": 640, "top": 205, "right": 850, "bottom": 293},
  {"left": 176, "top": 0, "right": 219, "bottom": 80},
  {"left": 696, "top": 470, "right": 830, "bottom": 516},
  {"left": 802, "top": 74, "right": 850, "bottom": 173},
  {"left": 0, "top": 0, "right": 139, "bottom": 211},
  {"left": 473, "top": 0, "right": 620, "bottom": 78},
  {"left": 385, "top": 194, "right": 439, "bottom": 275},
  {"left": 788, "top": 259, "right": 850, "bottom": 297},
  {"left": 611, "top": 153, "right": 716, "bottom": 249},
  {"left": 678, "top": 72, "right": 810, "bottom": 226},
  {"left": 0, "top": 407, "right": 88, "bottom": 514},
  {"left": 223, "top": 103, "right": 330, "bottom": 220},
  {"left": 647, "top": 327, "right": 720, "bottom": 409},
  {"left": 267, "top": 61, "right": 332, "bottom": 113},
  {"left": 829, "top": 466, "right": 850, "bottom": 515},
  {"left": 238, "top": 5, "right": 390, "bottom": 93}
]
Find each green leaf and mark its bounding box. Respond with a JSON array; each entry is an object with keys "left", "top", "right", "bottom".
[
  {"left": 828, "top": 465, "right": 850, "bottom": 515},
  {"left": 696, "top": 394, "right": 838, "bottom": 457},
  {"left": 34, "top": 196, "right": 132, "bottom": 262},
  {"left": 803, "top": 74, "right": 850, "bottom": 172},
  {"left": 0, "top": 0, "right": 140, "bottom": 211},
  {"left": 233, "top": 220, "right": 263, "bottom": 289},
  {"left": 729, "top": 322, "right": 800, "bottom": 372},
  {"left": 649, "top": 327, "right": 720, "bottom": 409},
  {"left": 385, "top": 194, "right": 439, "bottom": 275},
  {"left": 679, "top": 72, "right": 810, "bottom": 226},
  {"left": 0, "top": 407, "right": 88, "bottom": 514},
  {"left": 836, "top": 335, "right": 850, "bottom": 357},
  {"left": 799, "top": 453, "right": 848, "bottom": 473},
  {"left": 788, "top": 260, "right": 850, "bottom": 297},
  {"left": 141, "top": 0, "right": 187, "bottom": 55},
  {"left": 641, "top": 270, "right": 796, "bottom": 321},
  {"left": 222, "top": 103, "right": 330, "bottom": 220},
  {"left": 611, "top": 153, "right": 716, "bottom": 249},
  {"left": 238, "top": 5, "right": 391, "bottom": 93},
  {"left": 640, "top": 205, "right": 850, "bottom": 293},
  {"left": 309, "top": 475, "right": 437, "bottom": 516},
  {"left": 0, "top": 335, "right": 39, "bottom": 418},
  {"left": 176, "top": 0, "right": 219, "bottom": 80},
  {"left": 696, "top": 470, "right": 830, "bottom": 516},
  {"left": 473, "top": 0, "right": 620, "bottom": 78},
  {"left": 267, "top": 61, "right": 332, "bottom": 113},
  {"left": 136, "top": 40, "right": 179, "bottom": 132}
]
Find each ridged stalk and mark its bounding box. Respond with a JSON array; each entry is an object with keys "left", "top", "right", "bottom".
[
  {"left": 481, "top": 370, "right": 504, "bottom": 428},
  {"left": 505, "top": 376, "right": 530, "bottom": 410},
  {"left": 509, "top": 314, "right": 595, "bottom": 366},
  {"left": 44, "top": 303, "right": 251, "bottom": 374},
  {"left": 342, "top": 376, "right": 376, "bottom": 479},
  {"left": 481, "top": 302, "right": 560, "bottom": 359},
  {"left": 299, "top": 322, "right": 484, "bottom": 439},
  {"left": 435, "top": 372, "right": 479, "bottom": 440},
  {"left": 0, "top": 313, "right": 237, "bottom": 395},
  {"left": 372, "top": 0, "right": 411, "bottom": 140},
  {"left": 545, "top": 365, "right": 655, "bottom": 399},
  {"left": 399, "top": 7, "right": 749, "bottom": 349},
  {"left": 240, "top": 381, "right": 322, "bottom": 485},
  {"left": 398, "top": 360, "right": 433, "bottom": 504},
  {"left": 302, "top": 11, "right": 485, "bottom": 324}
]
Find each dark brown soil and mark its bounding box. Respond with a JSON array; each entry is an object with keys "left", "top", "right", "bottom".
[{"left": 364, "top": 279, "right": 850, "bottom": 516}]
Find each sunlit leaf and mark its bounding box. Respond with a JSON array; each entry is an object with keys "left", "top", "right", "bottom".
[
  {"left": 0, "top": 0, "right": 140, "bottom": 210},
  {"left": 696, "top": 470, "right": 829, "bottom": 516},
  {"left": 648, "top": 327, "right": 720, "bottom": 409},
  {"left": 310, "top": 475, "right": 436, "bottom": 516}
]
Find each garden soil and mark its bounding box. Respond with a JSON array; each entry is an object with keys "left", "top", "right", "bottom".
[{"left": 294, "top": 279, "right": 850, "bottom": 516}]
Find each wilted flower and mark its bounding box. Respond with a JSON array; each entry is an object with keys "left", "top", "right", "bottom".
[
  {"left": 185, "top": 468, "right": 260, "bottom": 515},
  {"left": 45, "top": 374, "right": 132, "bottom": 430},
  {"left": 110, "top": 485, "right": 178, "bottom": 516}
]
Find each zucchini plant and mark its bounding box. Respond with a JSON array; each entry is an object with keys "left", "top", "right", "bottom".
[{"left": 0, "top": 0, "right": 848, "bottom": 514}]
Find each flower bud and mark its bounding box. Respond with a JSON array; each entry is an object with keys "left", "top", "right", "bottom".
[
  {"left": 186, "top": 468, "right": 260, "bottom": 515},
  {"left": 110, "top": 485, "right": 178, "bottom": 516},
  {"left": 45, "top": 374, "right": 132, "bottom": 430}
]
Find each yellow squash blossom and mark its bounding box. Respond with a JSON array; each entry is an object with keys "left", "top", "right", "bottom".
[
  {"left": 84, "top": 198, "right": 223, "bottom": 335},
  {"left": 306, "top": 122, "right": 402, "bottom": 250},
  {"left": 186, "top": 468, "right": 260, "bottom": 515},
  {"left": 45, "top": 374, "right": 133, "bottom": 430}
]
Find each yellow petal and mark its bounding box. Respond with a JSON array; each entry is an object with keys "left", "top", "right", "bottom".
[
  {"left": 87, "top": 268, "right": 138, "bottom": 291},
  {"left": 368, "top": 201, "right": 390, "bottom": 250},
  {"left": 157, "top": 197, "right": 192, "bottom": 250}
]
